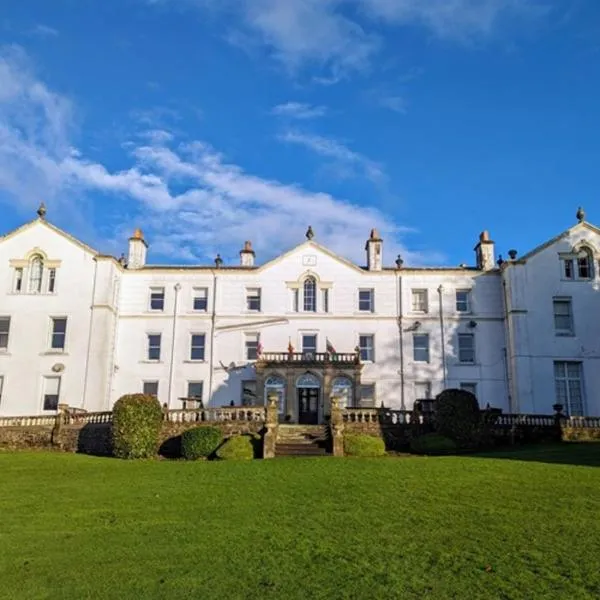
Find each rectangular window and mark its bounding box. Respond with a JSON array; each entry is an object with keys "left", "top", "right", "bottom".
[
  {"left": 562, "top": 258, "right": 574, "bottom": 280},
  {"left": 578, "top": 255, "right": 591, "bottom": 279},
  {"left": 246, "top": 288, "right": 261, "bottom": 311},
  {"left": 359, "top": 334, "right": 375, "bottom": 362},
  {"left": 241, "top": 380, "right": 257, "bottom": 406},
  {"left": 554, "top": 362, "right": 584, "bottom": 416},
  {"left": 14, "top": 268, "right": 23, "bottom": 293},
  {"left": 553, "top": 298, "right": 573, "bottom": 335},
  {"left": 190, "top": 333, "right": 206, "bottom": 361},
  {"left": 143, "top": 381, "right": 159, "bottom": 397},
  {"left": 458, "top": 333, "right": 475, "bottom": 363},
  {"left": 48, "top": 268, "right": 56, "bottom": 293},
  {"left": 42, "top": 376, "right": 61, "bottom": 411},
  {"left": 358, "top": 289, "right": 374, "bottom": 312},
  {"left": 414, "top": 381, "right": 432, "bottom": 400},
  {"left": 301, "top": 334, "right": 317, "bottom": 358},
  {"left": 460, "top": 382, "right": 478, "bottom": 398},
  {"left": 456, "top": 290, "right": 471, "bottom": 313},
  {"left": 50, "top": 317, "right": 67, "bottom": 350},
  {"left": 0, "top": 317, "right": 10, "bottom": 350},
  {"left": 193, "top": 287, "right": 208, "bottom": 312},
  {"left": 245, "top": 333, "right": 259, "bottom": 361},
  {"left": 413, "top": 334, "right": 430, "bottom": 362},
  {"left": 187, "top": 381, "right": 204, "bottom": 400},
  {"left": 150, "top": 287, "right": 165, "bottom": 311},
  {"left": 359, "top": 384, "right": 376, "bottom": 408},
  {"left": 322, "top": 289, "right": 329, "bottom": 313},
  {"left": 411, "top": 289, "right": 428, "bottom": 313},
  {"left": 147, "top": 334, "right": 162, "bottom": 361},
  {"left": 292, "top": 289, "right": 299, "bottom": 312}
]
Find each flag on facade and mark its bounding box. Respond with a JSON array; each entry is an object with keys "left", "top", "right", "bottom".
[
  {"left": 287, "top": 338, "right": 294, "bottom": 354},
  {"left": 326, "top": 338, "right": 336, "bottom": 354},
  {"left": 256, "top": 341, "right": 263, "bottom": 356}
]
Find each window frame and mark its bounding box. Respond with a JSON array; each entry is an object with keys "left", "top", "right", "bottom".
[
  {"left": 47, "top": 268, "right": 57, "bottom": 293},
  {"left": 187, "top": 381, "right": 204, "bottom": 401},
  {"left": 458, "top": 333, "right": 476, "bottom": 364},
  {"left": 412, "top": 333, "right": 430, "bottom": 363},
  {"left": 359, "top": 383, "right": 376, "bottom": 408},
  {"left": 29, "top": 255, "right": 44, "bottom": 294},
  {"left": 241, "top": 380, "right": 257, "bottom": 406},
  {"left": 50, "top": 317, "right": 67, "bottom": 351},
  {"left": 149, "top": 287, "right": 166, "bottom": 311},
  {"left": 455, "top": 289, "right": 471, "bottom": 313},
  {"left": 192, "top": 287, "right": 208, "bottom": 312},
  {"left": 358, "top": 289, "right": 375, "bottom": 313},
  {"left": 245, "top": 333, "right": 260, "bottom": 361},
  {"left": 147, "top": 333, "right": 162, "bottom": 361},
  {"left": 459, "top": 382, "right": 478, "bottom": 398},
  {"left": 143, "top": 380, "right": 159, "bottom": 397},
  {"left": 14, "top": 268, "right": 23, "bottom": 293},
  {"left": 553, "top": 297, "right": 574, "bottom": 336},
  {"left": 42, "top": 375, "right": 61, "bottom": 412},
  {"left": 246, "top": 287, "right": 262, "bottom": 312},
  {"left": 303, "top": 277, "right": 317, "bottom": 312},
  {"left": 0, "top": 316, "right": 10, "bottom": 351},
  {"left": 322, "top": 288, "right": 329, "bottom": 313},
  {"left": 301, "top": 333, "right": 318, "bottom": 358},
  {"left": 411, "top": 289, "right": 428, "bottom": 313},
  {"left": 414, "top": 381, "right": 432, "bottom": 400},
  {"left": 554, "top": 361, "right": 585, "bottom": 416},
  {"left": 358, "top": 334, "right": 375, "bottom": 362},
  {"left": 190, "top": 333, "right": 206, "bottom": 361}
]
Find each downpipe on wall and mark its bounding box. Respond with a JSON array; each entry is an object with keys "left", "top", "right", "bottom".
[
  {"left": 167, "top": 283, "right": 181, "bottom": 408},
  {"left": 438, "top": 284, "right": 448, "bottom": 389}
]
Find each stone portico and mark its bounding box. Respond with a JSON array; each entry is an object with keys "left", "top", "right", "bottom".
[{"left": 255, "top": 350, "right": 363, "bottom": 424}]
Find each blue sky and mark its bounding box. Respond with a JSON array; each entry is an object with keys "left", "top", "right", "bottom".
[{"left": 1, "top": 0, "right": 599, "bottom": 266}]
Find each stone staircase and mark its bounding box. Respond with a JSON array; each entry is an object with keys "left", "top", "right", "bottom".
[{"left": 275, "top": 424, "right": 330, "bottom": 457}]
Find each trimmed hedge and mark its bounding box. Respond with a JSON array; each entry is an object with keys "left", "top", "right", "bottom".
[
  {"left": 343, "top": 434, "right": 386, "bottom": 457},
  {"left": 435, "top": 388, "right": 481, "bottom": 447},
  {"left": 410, "top": 433, "right": 457, "bottom": 455},
  {"left": 112, "top": 394, "right": 163, "bottom": 459},
  {"left": 181, "top": 426, "right": 223, "bottom": 460},
  {"left": 216, "top": 435, "right": 254, "bottom": 460}
]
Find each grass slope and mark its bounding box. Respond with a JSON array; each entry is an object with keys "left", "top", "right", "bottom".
[{"left": 1, "top": 445, "right": 599, "bottom": 599}]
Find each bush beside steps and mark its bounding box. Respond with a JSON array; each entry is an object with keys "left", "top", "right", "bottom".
[
  {"left": 343, "top": 434, "right": 386, "bottom": 457},
  {"left": 216, "top": 435, "right": 255, "bottom": 460},
  {"left": 112, "top": 394, "right": 163, "bottom": 459},
  {"left": 181, "top": 426, "right": 224, "bottom": 460},
  {"left": 410, "top": 433, "right": 457, "bottom": 456}
]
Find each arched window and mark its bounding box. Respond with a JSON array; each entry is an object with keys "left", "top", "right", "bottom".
[
  {"left": 303, "top": 276, "right": 316, "bottom": 312},
  {"left": 296, "top": 373, "right": 320, "bottom": 388},
  {"left": 332, "top": 376, "right": 353, "bottom": 409},
  {"left": 576, "top": 248, "right": 593, "bottom": 279},
  {"left": 29, "top": 255, "right": 44, "bottom": 293},
  {"left": 265, "top": 375, "right": 286, "bottom": 414}
]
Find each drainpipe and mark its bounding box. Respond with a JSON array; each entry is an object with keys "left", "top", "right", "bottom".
[
  {"left": 501, "top": 279, "right": 515, "bottom": 411},
  {"left": 207, "top": 270, "right": 218, "bottom": 405},
  {"left": 396, "top": 272, "right": 405, "bottom": 409},
  {"left": 106, "top": 276, "right": 121, "bottom": 410},
  {"left": 82, "top": 258, "right": 99, "bottom": 410},
  {"left": 438, "top": 285, "right": 448, "bottom": 389},
  {"left": 167, "top": 283, "right": 181, "bottom": 408}
]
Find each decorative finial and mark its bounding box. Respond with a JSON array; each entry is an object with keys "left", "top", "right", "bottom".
[
  {"left": 214, "top": 254, "right": 223, "bottom": 268},
  {"left": 37, "top": 202, "right": 47, "bottom": 219},
  {"left": 370, "top": 228, "right": 381, "bottom": 240},
  {"left": 576, "top": 206, "right": 585, "bottom": 223},
  {"left": 508, "top": 249, "right": 518, "bottom": 260},
  {"left": 395, "top": 254, "right": 404, "bottom": 269},
  {"left": 305, "top": 226, "right": 314, "bottom": 240},
  {"left": 497, "top": 255, "right": 504, "bottom": 267},
  {"left": 132, "top": 228, "right": 144, "bottom": 240},
  {"left": 118, "top": 253, "right": 127, "bottom": 266}
]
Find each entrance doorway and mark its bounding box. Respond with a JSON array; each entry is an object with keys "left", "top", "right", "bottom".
[{"left": 296, "top": 373, "right": 320, "bottom": 424}]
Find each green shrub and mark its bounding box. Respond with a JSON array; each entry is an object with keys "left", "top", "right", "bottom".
[
  {"left": 410, "top": 433, "right": 457, "bottom": 455},
  {"left": 343, "top": 434, "right": 386, "bottom": 457},
  {"left": 435, "top": 389, "right": 481, "bottom": 447},
  {"left": 181, "top": 426, "right": 223, "bottom": 460},
  {"left": 112, "top": 394, "right": 163, "bottom": 459},
  {"left": 216, "top": 435, "right": 254, "bottom": 460}
]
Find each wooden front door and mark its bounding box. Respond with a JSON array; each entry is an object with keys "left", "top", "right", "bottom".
[{"left": 298, "top": 388, "right": 319, "bottom": 424}]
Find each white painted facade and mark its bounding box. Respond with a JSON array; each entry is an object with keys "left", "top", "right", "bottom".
[{"left": 1, "top": 210, "right": 599, "bottom": 418}]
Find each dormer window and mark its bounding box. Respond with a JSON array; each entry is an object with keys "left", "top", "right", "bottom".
[
  {"left": 577, "top": 251, "right": 592, "bottom": 279},
  {"left": 29, "top": 255, "right": 44, "bottom": 293},
  {"left": 561, "top": 246, "right": 595, "bottom": 281}
]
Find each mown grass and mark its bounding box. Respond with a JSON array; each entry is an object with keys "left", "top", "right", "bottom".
[{"left": 1, "top": 444, "right": 599, "bottom": 599}]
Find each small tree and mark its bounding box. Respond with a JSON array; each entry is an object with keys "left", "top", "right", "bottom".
[
  {"left": 434, "top": 388, "right": 481, "bottom": 447},
  {"left": 112, "top": 394, "right": 163, "bottom": 459},
  {"left": 181, "top": 426, "right": 223, "bottom": 460}
]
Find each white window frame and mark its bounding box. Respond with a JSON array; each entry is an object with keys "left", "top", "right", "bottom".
[
  {"left": 301, "top": 333, "right": 318, "bottom": 358},
  {"left": 413, "top": 333, "right": 430, "bottom": 363},
  {"left": 359, "top": 383, "right": 376, "bottom": 408},
  {"left": 264, "top": 376, "right": 286, "bottom": 414},
  {"left": 459, "top": 382, "right": 478, "bottom": 398},
  {"left": 358, "top": 289, "right": 375, "bottom": 313},
  {"left": 50, "top": 317, "right": 67, "bottom": 351},
  {"left": 245, "top": 333, "right": 260, "bottom": 361},
  {"left": 143, "top": 380, "right": 159, "bottom": 397},
  {"left": 455, "top": 289, "right": 471, "bottom": 313},
  {"left": 553, "top": 297, "right": 574, "bottom": 336},
  {"left": 190, "top": 333, "right": 206, "bottom": 361},
  {"left": 29, "top": 255, "right": 44, "bottom": 294},
  {"left": 358, "top": 334, "right": 375, "bottom": 362},
  {"left": 303, "top": 277, "right": 317, "bottom": 312},
  {"left": 193, "top": 287, "right": 208, "bottom": 312},
  {"left": 42, "top": 376, "right": 61, "bottom": 412},
  {"left": 241, "top": 380, "right": 257, "bottom": 406},
  {"left": 187, "top": 381, "right": 204, "bottom": 401},
  {"left": 246, "top": 287, "right": 261, "bottom": 312},
  {"left": 458, "top": 333, "right": 475, "bottom": 364},
  {"left": 322, "top": 289, "right": 329, "bottom": 313},
  {"left": 0, "top": 317, "right": 10, "bottom": 351},
  {"left": 414, "top": 381, "right": 432, "bottom": 400},
  {"left": 554, "top": 361, "right": 585, "bottom": 416},
  {"left": 560, "top": 249, "right": 595, "bottom": 281},
  {"left": 147, "top": 333, "right": 162, "bottom": 361},
  {"left": 411, "top": 289, "right": 428, "bottom": 313},
  {"left": 149, "top": 287, "right": 165, "bottom": 311},
  {"left": 14, "top": 268, "right": 23, "bottom": 293},
  {"left": 47, "top": 268, "right": 57, "bottom": 293}
]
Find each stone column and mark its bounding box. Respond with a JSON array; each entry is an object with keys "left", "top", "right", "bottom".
[
  {"left": 330, "top": 395, "right": 345, "bottom": 457},
  {"left": 263, "top": 391, "right": 279, "bottom": 459}
]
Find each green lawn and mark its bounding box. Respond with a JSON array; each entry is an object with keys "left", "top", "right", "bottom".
[{"left": 1, "top": 445, "right": 600, "bottom": 600}]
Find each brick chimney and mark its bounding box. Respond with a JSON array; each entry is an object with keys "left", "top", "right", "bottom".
[
  {"left": 474, "top": 230, "right": 495, "bottom": 271},
  {"left": 127, "top": 228, "right": 148, "bottom": 270},
  {"left": 365, "top": 229, "right": 383, "bottom": 271},
  {"left": 240, "top": 241, "right": 255, "bottom": 267}
]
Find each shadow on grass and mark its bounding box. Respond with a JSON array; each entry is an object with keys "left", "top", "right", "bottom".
[{"left": 473, "top": 443, "right": 600, "bottom": 467}]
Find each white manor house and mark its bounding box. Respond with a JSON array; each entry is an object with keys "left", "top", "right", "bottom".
[{"left": 1, "top": 205, "right": 599, "bottom": 422}]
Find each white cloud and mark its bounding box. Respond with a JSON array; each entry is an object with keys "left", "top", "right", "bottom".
[
  {"left": 30, "top": 24, "right": 59, "bottom": 37},
  {"left": 148, "top": 0, "right": 552, "bottom": 76},
  {"left": 278, "top": 130, "right": 385, "bottom": 184},
  {"left": 377, "top": 94, "right": 407, "bottom": 114},
  {"left": 271, "top": 102, "right": 327, "bottom": 119},
  {"left": 0, "top": 45, "right": 438, "bottom": 265}
]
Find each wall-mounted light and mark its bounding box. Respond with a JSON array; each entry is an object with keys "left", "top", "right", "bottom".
[{"left": 468, "top": 320, "right": 477, "bottom": 328}]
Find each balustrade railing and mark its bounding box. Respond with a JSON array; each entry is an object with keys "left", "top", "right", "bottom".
[
  {"left": 341, "top": 408, "right": 434, "bottom": 425},
  {"left": 164, "top": 407, "right": 266, "bottom": 424},
  {"left": 259, "top": 351, "right": 359, "bottom": 364},
  {"left": 0, "top": 415, "right": 59, "bottom": 427}
]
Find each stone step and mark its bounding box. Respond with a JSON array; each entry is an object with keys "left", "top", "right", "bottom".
[{"left": 275, "top": 444, "right": 330, "bottom": 457}]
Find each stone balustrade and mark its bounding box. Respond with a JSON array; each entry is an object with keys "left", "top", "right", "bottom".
[
  {"left": 164, "top": 407, "right": 266, "bottom": 424},
  {"left": 0, "top": 415, "right": 59, "bottom": 427}
]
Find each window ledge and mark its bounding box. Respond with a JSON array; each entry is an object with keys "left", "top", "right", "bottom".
[
  {"left": 139, "top": 360, "right": 164, "bottom": 364},
  {"left": 555, "top": 333, "right": 575, "bottom": 337},
  {"left": 0, "top": 351, "right": 11, "bottom": 356},
  {"left": 455, "top": 362, "right": 479, "bottom": 366},
  {"left": 183, "top": 360, "right": 207, "bottom": 364},
  {"left": 41, "top": 351, "right": 68, "bottom": 356}
]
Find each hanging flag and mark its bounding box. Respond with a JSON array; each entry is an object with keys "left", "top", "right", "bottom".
[
  {"left": 287, "top": 338, "right": 294, "bottom": 353},
  {"left": 256, "top": 340, "right": 263, "bottom": 356},
  {"left": 326, "top": 338, "right": 336, "bottom": 354}
]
